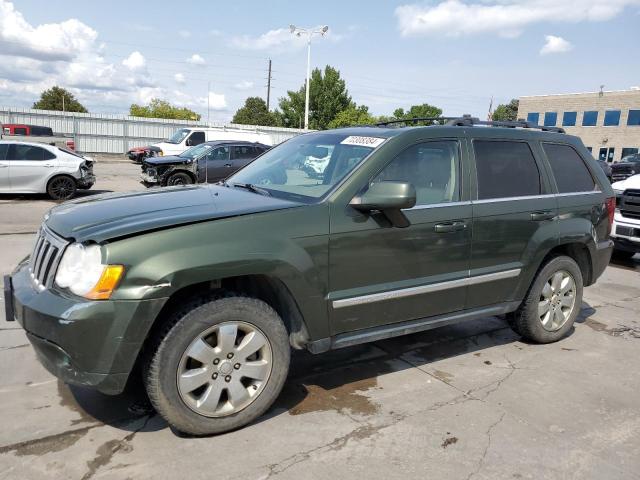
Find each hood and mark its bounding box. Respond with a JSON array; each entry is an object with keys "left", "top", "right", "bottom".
[
  {"left": 611, "top": 161, "right": 638, "bottom": 171},
  {"left": 612, "top": 174, "right": 640, "bottom": 192},
  {"left": 144, "top": 155, "right": 190, "bottom": 166},
  {"left": 45, "top": 185, "right": 302, "bottom": 243}
]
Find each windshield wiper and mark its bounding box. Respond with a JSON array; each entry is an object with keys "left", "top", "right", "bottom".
[{"left": 229, "top": 182, "right": 271, "bottom": 196}]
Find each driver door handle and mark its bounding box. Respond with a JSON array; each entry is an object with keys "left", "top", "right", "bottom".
[
  {"left": 434, "top": 221, "right": 467, "bottom": 233},
  {"left": 0, "top": 164, "right": 7, "bottom": 168},
  {"left": 530, "top": 211, "right": 555, "bottom": 221}
]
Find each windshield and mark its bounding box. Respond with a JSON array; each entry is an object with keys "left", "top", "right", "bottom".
[
  {"left": 228, "top": 132, "right": 385, "bottom": 202},
  {"left": 179, "top": 144, "right": 212, "bottom": 160},
  {"left": 167, "top": 129, "right": 190, "bottom": 144}
]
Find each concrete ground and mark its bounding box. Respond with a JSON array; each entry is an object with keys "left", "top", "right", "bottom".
[{"left": 0, "top": 157, "right": 639, "bottom": 479}]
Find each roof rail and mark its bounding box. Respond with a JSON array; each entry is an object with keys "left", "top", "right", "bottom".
[{"left": 375, "top": 114, "right": 566, "bottom": 133}]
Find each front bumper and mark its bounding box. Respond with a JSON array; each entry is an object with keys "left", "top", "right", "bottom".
[
  {"left": 140, "top": 172, "right": 161, "bottom": 186},
  {"left": 77, "top": 173, "right": 96, "bottom": 188},
  {"left": 611, "top": 213, "right": 640, "bottom": 253},
  {"left": 5, "top": 262, "right": 167, "bottom": 394}
]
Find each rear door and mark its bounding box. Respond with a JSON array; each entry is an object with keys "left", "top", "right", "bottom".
[
  {"left": 231, "top": 145, "right": 256, "bottom": 170},
  {"left": 7, "top": 144, "right": 58, "bottom": 192},
  {"left": 467, "top": 136, "right": 557, "bottom": 309},
  {"left": 0, "top": 144, "right": 9, "bottom": 190}
]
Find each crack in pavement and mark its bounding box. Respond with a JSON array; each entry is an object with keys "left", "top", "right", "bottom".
[
  {"left": 466, "top": 412, "right": 506, "bottom": 480},
  {"left": 80, "top": 414, "right": 153, "bottom": 480},
  {"left": 0, "top": 344, "right": 29, "bottom": 352}
]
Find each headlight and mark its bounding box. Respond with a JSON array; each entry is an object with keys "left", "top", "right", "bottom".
[
  {"left": 613, "top": 188, "right": 624, "bottom": 196},
  {"left": 55, "top": 243, "right": 124, "bottom": 300}
]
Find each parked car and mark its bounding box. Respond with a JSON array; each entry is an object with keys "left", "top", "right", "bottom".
[
  {"left": 611, "top": 153, "right": 640, "bottom": 182},
  {"left": 6, "top": 117, "right": 614, "bottom": 436},
  {"left": 126, "top": 127, "right": 273, "bottom": 163},
  {"left": 0, "top": 141, "right": 94, "bottom": 199},
  {"left": 597, "top": 159, "right": 612, "bottom": 183},
  {"left": 611, "top": 174, "right": 640, "bottom": 258},
  {"left": 1, "top": 123, "right": 76, "bottom": 151},
  {"left": 140, "top": 141, "right": 271, "bottom": 187}
]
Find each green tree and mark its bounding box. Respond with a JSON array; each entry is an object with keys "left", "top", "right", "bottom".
[
  {"left": 129, "top": 98, "right": 200, "bottom": 121},
  {"left": 491, "top": 99, "right": 519, "bottom": 121},
  {"left": 278, "top": 65, "right": 352, "bottom": 130},
  {"left": 232, "top": 97, "right": 279, "bottom": 126},
  {"left": 327, "top": 105, "right": 376, "bottom": 128},
  {"left": 391, "top": 103, "right": 443, "bottom": 125},
  {"left": 33, "top": 86, "right": 88, "bottom": 113}
]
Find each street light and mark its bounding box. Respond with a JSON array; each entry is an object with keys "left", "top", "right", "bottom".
[{"left": 289, "top": 24, "right": 328, "bottom": 130}]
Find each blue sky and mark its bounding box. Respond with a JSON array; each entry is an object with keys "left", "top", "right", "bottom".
[{"left": 1, "top": 0, "right": 638, "bottom": 121}]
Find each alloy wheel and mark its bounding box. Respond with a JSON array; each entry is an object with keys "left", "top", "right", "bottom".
[
  {"left": 177, "top": 321, "right": 272, "bottom": 417},
  {"left": 538, "top": 270, "right": 576, "bottom": 331},
  {"left": 49, "top": 177, "right": 75, "bottom": 199}
]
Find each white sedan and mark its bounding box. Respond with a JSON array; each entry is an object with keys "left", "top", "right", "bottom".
[{"left": 0, "top": 141, "right": 95, "bottom": 200}]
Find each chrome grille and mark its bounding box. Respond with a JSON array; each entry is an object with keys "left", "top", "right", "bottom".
[
  {"left": 620, "top": 189, "right": 640, "bottom": 221},
  {"left": 28, "top": 225, "right": 68, "bottom": 291}
]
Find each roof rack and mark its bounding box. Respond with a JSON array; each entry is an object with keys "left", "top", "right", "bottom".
[{"left": 375, "top": 114, "right": 566, "bottom": 134}]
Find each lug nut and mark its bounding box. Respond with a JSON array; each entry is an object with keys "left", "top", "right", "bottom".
[
  {"left": 212, "top": 373, "right": 218, "bottom": 379},
  {"left": 227, "top": 353, "right": 234, "bottom": 359},
  {"left": 225, "top": 375, "right": 232, "bottom": 382},
  {"left": 213, "top": 358, "right": 220, "bottom": 365},
  {"left": 234, "top": 363, "right": 241, "bottom": 370}
]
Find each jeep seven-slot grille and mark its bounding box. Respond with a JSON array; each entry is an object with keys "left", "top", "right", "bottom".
[
  {"left": 620, "top": 189, "right": 640, "bottom": 221},
  {"left": 28, "top": 226, "right": 68, "bottom": 291}
]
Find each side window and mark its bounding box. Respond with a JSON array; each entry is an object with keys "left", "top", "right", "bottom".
[
  {"left": 0, "top": 144, "right": 8, "bottom": 160},
  {"left": 543, "top": 143, "right": 596, "bottom": 193},
  {"left": 210, "top": 146, "right": 230, "bottom": 161},
  {"left": 7, "top": 144, "right": 47, "bottom": 161},
  {"left": 43, "top": 149, "right": 56, "bottom": 160},
  {"left": 232, "top": 145, "right": 254, "bottom": 160},
  {"left": 14, "top": 127, "right": 27, "bottom": 136},
  {"left": 474, "top": 140, "right": 541, "bottom": 200},
  {"left": 371, "top": 140, "right": 460, "bottom": 206},
  {"left": 188, "top": 131, "right": 205, "bottom": 146}
]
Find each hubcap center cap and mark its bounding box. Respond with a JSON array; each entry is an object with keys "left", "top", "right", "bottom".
[{"left": 218, "top": 360, "right": 234, "bottom": 375}]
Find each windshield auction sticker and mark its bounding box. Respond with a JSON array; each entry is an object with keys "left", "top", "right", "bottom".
[{"left": 340, "top": 136, "right": 386, "bottom": 148}]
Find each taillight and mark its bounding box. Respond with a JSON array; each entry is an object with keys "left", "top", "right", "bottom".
[
  {"left": 66, "top": 140, "right": 75, "bottom": 151},
  {"left": 605, "top": 197, "right": 615, "bottom": 235}
]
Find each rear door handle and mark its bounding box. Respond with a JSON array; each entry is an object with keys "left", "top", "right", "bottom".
[
  {"left": 43, "top": 164, "right": 55, "bottom": 168},
  {"left": 530, "top": 211, "right": 555, "bottom": 221},
  {"left": 434, "top": 221, "right": 467, "bottom": 233},
  {"left": 0, "top": 164, "right": 7, "bottom": 168},
  {"left": 224, "top": 163, "right": 233, "bottom": 167}
]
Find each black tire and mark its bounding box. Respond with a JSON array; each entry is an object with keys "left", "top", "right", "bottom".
[
  {"left": 47, "top": 175, "right": 77, "bottom": 200},
  {"left": 144, "top": 295, "right": 290, "bottom": 436},
  {"left": 508, "top": 256, "right": 583, "bottom": 344},
  {"left": 165, "top": 172, "right": 194, "bottom": 186}
]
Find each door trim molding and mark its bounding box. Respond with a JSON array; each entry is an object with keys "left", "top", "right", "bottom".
[{"left": 331, "top": 268, "right": 521, "bottom": 309}]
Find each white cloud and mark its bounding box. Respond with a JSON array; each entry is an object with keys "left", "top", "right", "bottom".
[
  {"left": 203, "top": 92, "right": 227, "bottom": 110},
  {"left": 540, "top": 35, "right": 573, "bottom": 55},
  {"left": 0, "top": 0, "right": 98, "bottom": 61},
  {"left": 234, "top": 80, "right": 254, "bottom": 90},
  {"left": 231, "top": 26, "right": 342, "bottom": 51},
  {"left": 178, "top": 30, "right": 191, "bottom": 39},
  {"left": 395, "top": 0, "right": 640, "bottom": 37},
  {"left": 122, "top": 51, "right": 146, "bottom": 70},
  {"left": 186, "top": 53, "right": 206, "bottom": 65},
  {"left": 174, "top": 73, "right": 186, "bottom": 84}
]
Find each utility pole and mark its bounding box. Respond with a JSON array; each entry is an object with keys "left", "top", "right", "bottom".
[
  {"left": 62, "top": 93, "right": 65, "bottom": 113},
  {"left": 207, "top": 81, "right": 210, "bottom": 124},
  {"left": 266, "top": 59, "right": 272, "bottom": 111}
]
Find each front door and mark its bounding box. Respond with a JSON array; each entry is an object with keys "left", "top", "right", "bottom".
[
  {"left": 231, "top": 145, "right": 256, "bottom": 170},
  {"left": 328, "top": 139, "right": 472, "bottom": 334},
  {"left": 0, "top": 144, "right": 9, "bottom": 190},
  {"left": 7, "top": 144, "right": 58, "bottom": 192},
  {"left": 467, "top": 138, "right": 557, "bottom": 309},
  {"left": 205, "top": 146, "right": 232, "bottom": 182}
]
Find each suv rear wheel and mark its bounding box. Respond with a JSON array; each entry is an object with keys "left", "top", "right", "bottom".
[
  {"left": 144, "top": 295, "right": 290, "bottom": 436},
  {"left": 507, "top": 256, "right": 583, "bottom": 343}
]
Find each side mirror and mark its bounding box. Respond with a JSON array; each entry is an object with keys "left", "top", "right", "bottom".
[
  {"left": 186, "top": 138, "right": 193, "bottom": 146},
  {"left": 350, "top": 181, "right": 416, "bottom": 228}
]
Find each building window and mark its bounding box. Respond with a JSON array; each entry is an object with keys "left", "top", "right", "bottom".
[
  {"left": 527, "top": 112, "right": 540, "bottom": 124},
  {"left": 622, "top": 148, "right": 639, "bottom": 159},
  {"left": 628, "top": 110, "right": 640, "bottom": 126},
  {"left": 582, "top": 111, "right": 598, "bottom": 126},
  {"left": 562, "top": 112, "right": 577, "bottom": 127},
  {"left": 598, "top": 148, "right": 607, "bottom": 161},
  {"left": 604, "top": 110, "right": 621, "bottom": 126},
  {"left": 544, "top": 112, "right": 557, "bottom": 127}
]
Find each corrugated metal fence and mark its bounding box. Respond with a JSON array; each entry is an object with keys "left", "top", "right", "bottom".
[{"left": 0, "top": 107, "right": 306, "bottom": 154}]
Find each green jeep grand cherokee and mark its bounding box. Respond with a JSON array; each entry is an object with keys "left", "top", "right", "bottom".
[{"left": 5, "top": 117, "right": 615, "bottom": 435}]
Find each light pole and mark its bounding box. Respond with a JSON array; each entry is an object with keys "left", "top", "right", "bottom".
[{"left": 289, "top": 24, "right": 328, "bottom": 130}]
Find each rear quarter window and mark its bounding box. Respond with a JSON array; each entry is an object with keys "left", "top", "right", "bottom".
[{"left": 543, "top": 143, "right": 596, "bottom": 193}]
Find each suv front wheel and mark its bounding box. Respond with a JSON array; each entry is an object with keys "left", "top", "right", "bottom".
[
  {"left": 507, "top": 256, "right": 583, "bottom": 344},
  {"left": 144, "top": 295, "right": 290, "bottom": 436}
]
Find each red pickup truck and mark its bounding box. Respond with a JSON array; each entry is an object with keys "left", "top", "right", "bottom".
[{"left": 1, "top": 123, "right": 76, "bottom": 151}]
